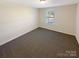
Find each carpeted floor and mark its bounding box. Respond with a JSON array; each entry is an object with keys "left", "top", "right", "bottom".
[{"left": 0, "top": 27, "right": 79, "bottom": 58}]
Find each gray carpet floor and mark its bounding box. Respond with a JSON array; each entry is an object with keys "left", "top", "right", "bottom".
[{"left": 0, "top": 27, "right": 79, "bottom": 58}]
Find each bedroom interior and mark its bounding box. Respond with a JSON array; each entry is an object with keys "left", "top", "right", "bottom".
[{"left": 0, "top": 0, "right": 79, "bottom": 58}]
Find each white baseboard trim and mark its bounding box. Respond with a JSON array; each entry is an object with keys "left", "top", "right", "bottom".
[
  {"left": 0, "top": 27, "right": 38, "bottom": 46},
  {"left": 39, "top": 26, "right": 75, "bottom": 36}
]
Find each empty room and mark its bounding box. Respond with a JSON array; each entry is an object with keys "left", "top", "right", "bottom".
[{"left": 0, "top": 0, "right": 79, "bottom": 58}]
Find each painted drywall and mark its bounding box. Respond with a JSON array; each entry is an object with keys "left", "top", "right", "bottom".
[
  {"left": 76, "top": 3, "right": 79, "bottom": 44},
  {"left": 39, "top": 5, "right": 76, "bottom": 35},
  {"left": 0, "top": 4, "right": 39, "bottom": 46}
]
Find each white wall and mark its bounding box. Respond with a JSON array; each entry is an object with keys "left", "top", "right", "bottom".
[
  {"left": 39, "top": 5, "right": 76, "bottom": 35},
  {"left": 0, "top": 3, "right": 78, "bottom": 46},
  {"left": 76, "top": 3, "right": 79, "bottom": 44},
  {"left": 0, "top": 4, "right": 39, "bottom": 45}
]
